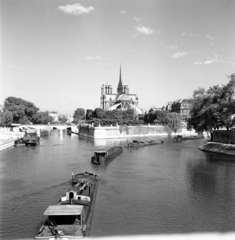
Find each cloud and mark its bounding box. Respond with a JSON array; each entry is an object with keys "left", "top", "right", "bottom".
[
  {"left": 166, "top": 46, "right": 178, "bottom": 50},
  {"left": 194, "top": 55, "right": 219, "bottom": 65},
  {"left": 120, "top": 11, "right": 126, "bottom": 14},
  {"left": 206, "top": 34, "right": 215, "bottom": 45},
  {"left": 181, "top": 32, "right": 198, "bottom": 37},
  {"left": 172, "top": 52, "right": 187, "bottom": 59},
  {"left": 204, "top": 60, "right": 213, "bottom": 65},
  {"left": 134, "top": 17, "right": 141, "bottom": 22},
  {"left": 0, "top": 62, "right": 25, "bottom": 70},
  {"left": 205, "top": 56, "right": 218, "bottom": 64},
  {"left": 58, "top": 3, "right": 94, "bottom": 15},
  {"left": 135, "top": 25, "right": 154, "bottom": 35}
]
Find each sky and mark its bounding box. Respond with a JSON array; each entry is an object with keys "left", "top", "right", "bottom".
[{"left": 0, "top": 0, "right": 235, "bottom": 115}]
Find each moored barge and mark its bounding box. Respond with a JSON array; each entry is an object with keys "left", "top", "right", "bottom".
[
  {"left": 35, "top": 172, "right": 98, "bottom": 239},
  {"left": 125, "top": 139, "right": 163, "bottom": 148},
  {"left": 91, "top": 146, "right": 123, "bottom": 165}
]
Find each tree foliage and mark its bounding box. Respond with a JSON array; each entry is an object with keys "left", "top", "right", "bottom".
[
  {"left": 144, "top": 110, "right": 168, "bottom": 124},
  {"left": 0, "top": 110, "right": 13, "bottom": 127},
  {"left": 73, "top": 108, "right": 85, "bottom": 123},
  {"left": 31, "top": 111, "right": 53, "bottom": 124},
  {"left": 86, "top": 109, "right": 93, "bottom": 120},
  {"left": 166, "top": 112, "right": 182, "bottom": 133},
  {"left": 187, "top": 74, "right": 235, "bottom": 141},
  {"left": 92, "top": 108, "right": 105, "bottom": 119},
  {"left": 58, "top": 115, "right": 67, "bottom": 124},
  {"left": 4, "top": 97, "right": 39, "bottom": 123}
]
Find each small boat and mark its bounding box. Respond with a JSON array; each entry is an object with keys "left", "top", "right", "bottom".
[
  {"left": 173, "top": 134, "right": 204, "bottom": 141},
  {"left": 173, "top": 135, "right": 183, "bottom": 142},
  {"left": 182, "top": 134, "right": 204, "bottom": 140},
  {"left": 125, "top": 139, "right": 163, "bottom": 148},
  {"left": 24, "top": 132, "right": 40, "bottom": 146},
  {"left": 14, "top": 137, "right": 26, "bottom": 146},
  {"left": 91, "top": 146, "right": 123, "bottom": 165},
  {"left": 35, "top": 172, "right": 98, "bottom": 239}
]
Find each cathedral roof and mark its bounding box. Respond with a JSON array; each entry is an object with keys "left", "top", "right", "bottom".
[{"left": 116, "top": 93, "right": 130, "bottom": 102}]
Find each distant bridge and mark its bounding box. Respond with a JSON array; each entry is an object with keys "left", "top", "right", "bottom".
[{"left": 19, "top": 124, "right": 78, "bottom": 134}]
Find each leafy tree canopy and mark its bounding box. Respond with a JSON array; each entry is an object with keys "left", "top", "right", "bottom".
[
  {"left": 166, "top": 112, "right": 182, "bottom": 133},
  {"left": 187, "top": 73, "right": 235, "bottom": 135},
  {"left": 92, "top": 108, "right": 105, "bottom": 119},
  {"left": 73, "top": 108, "right": 85, "bottom": 123},
  {"left": 0, "top": 110, "right": 13, "bottom": 127},
  {"left": 32, "top": 111, "right": 53, "bottom": 124},
  {"left": 58, "top": 115, "right": 67, "bottom": 124},
  {"left": 4, "top": 96, "right": 39, "bottom": 123}
]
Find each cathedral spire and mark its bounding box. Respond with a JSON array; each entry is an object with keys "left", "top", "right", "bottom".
[{"left": 117, "top": 64, "right": 123, "bottom": 94}]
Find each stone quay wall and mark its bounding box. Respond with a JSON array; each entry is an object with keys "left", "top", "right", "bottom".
[
  {"left": 79, "top": 125, "right": 195, "bottom": 139},
  {"left": 199, "top": 130, "right": 235, "bottom": 156},
  {"left": 212, "top": 130, "right": 235, "bottom": 144},
  {"left": 199, "top": 142, "right": 235, "bottom": 156},
  {"left": 0, "top": 129, "right": 25, "bottom": 152}
]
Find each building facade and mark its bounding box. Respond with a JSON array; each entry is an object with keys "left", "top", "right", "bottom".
[
  {"left": 100, "top": 66, "right": 139, "bottom": 111},
  {"left": 169, "top": 99, "right": 193, "bottom": 120}
]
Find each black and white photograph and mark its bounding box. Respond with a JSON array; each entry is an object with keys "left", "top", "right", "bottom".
[{"left": 1, "top": 0, "right": 235, "bottom": 239}]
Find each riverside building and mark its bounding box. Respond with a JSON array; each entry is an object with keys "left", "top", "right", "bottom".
[{"left": 100, "top": 66, "right": 142, "bottom": 114}]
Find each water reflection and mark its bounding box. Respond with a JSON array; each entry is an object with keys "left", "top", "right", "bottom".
[
  {"left": 1, "top": 132, "right": 235, "bottom": 238},
  {"left": 185, "top": 152, "right": 235, "bottom": 232}
]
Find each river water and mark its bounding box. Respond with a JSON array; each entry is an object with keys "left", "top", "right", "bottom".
[{"left": 1, "top": 130, "right": 235, "bottom": 239}]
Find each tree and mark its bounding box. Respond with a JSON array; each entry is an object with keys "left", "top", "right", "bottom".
[
  {"left": 4, "top": 96, "right": 39, "bottom": 123},
  {"left": 32, "top": 111, "right": 53, "bottom": 124},
  {"left": 192, "top": 87, "right": 206, "bottom": 98},
  {"left": 154, "top": 111, "right": 168, "bottom": 125},
  {"left": 187, "top": 74, "right": 235, "bottom": 142},
  {"left": 166, "top": 112, "right": 182, "bottom": 133},
  {"left": 126, "top": 109, "right": 135, "bottom": 119},
  {"left": 92, "top": 108, "right": 105, "bottom": 119},
  {"left": 187, "top": 89, "right": 219, "bottom": 136},
  {"left": 58, "top": 115, "right": 67, "bottom": 124},
  {"left": 73, "top": 108, "right": 85, "bottom": 124},
  {"left": 86, "top": 109, "right": 93, "bottom": 120},
  {"left": 102, "top": 110, "right": 113, "bottom": 120},
  {"left": 112, "top": 110, "right": 123, "bottom": 120},
  {"left": 1, "top": 110, "right": 13, "bottom": 127}
]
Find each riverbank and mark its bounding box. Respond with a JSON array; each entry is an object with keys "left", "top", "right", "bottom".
[
  {"left": 0, "top": 130, "right": 24, "bottom": 152},
  {"left": 199, "top": 141, "right": 235, "bottom": 156},
  {"left": 79, "top": 124, "right": 199, "bottom": 139}
]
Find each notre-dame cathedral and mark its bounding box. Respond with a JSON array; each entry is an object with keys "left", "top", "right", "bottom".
[{"left": 100, "top": 66, "right": 141, "bottom": 113}]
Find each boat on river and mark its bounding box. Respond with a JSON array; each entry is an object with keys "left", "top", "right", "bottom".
[
  {"left": 24, "top": 131, "right": 40, "bottom": 146},
  {"left": 125, "top": 139, "right": 164, "bottom": 148},
  {"left": 173, "top": 134, "right": 204, "bottom": 141},
  {"left": 14, "top": 137, "right": 27, "bottom": 146},
  {"left": 14, "top": 131, "right": 40, "bottom": 146},
  {"left": 35, "top": 171, "right": 98, "bottom": 239},
  {"left": 91, "top": 146, "right": 123, "bottom": 165},
  {"left": 182, "top": 134, "right": 204, "bottom": 140}
]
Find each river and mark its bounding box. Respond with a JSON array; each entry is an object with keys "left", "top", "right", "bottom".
[{"left": 1, "top": 130, "right": 235, "bottom": 239}]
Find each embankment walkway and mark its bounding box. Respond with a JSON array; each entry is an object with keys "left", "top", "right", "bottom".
[
  {"left": 0, "top": 130, "right": 24, "bottom": 152},
  {"left": 199, "top": 141, "right": 235, "bottom": 156}
]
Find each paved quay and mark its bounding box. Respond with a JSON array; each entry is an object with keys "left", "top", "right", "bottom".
[
  {"left": 0, "top": 130, "right": 24, "bottom": 152},
  {"left": 199, "top": 141, "right": 235, "bottom": 156}
]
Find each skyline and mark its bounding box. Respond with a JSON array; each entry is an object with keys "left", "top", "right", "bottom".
[{"left": 1, "top": 0, "right": 235, "bottom": 115}]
